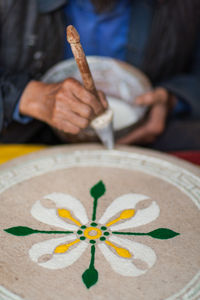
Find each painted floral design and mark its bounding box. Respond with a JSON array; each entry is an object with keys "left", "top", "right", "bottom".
[{"left": 4, "top": 181, "right": 180, "bottom": 289}]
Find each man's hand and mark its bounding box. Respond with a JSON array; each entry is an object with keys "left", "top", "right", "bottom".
[
  {"left": 19, "top": 78, "right": 107, "bottom": 134},
  {"left": 117, "top": 88, "right": 176, "bottom": 145}
]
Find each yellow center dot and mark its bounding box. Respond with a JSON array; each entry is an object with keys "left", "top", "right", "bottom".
[{"left": 84, "top": 227, "right": 102, "bottom": 239}]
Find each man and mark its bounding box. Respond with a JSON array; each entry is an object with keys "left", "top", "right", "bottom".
[{"left": 0, "top": 0, "right": 200, "bottom": 150}]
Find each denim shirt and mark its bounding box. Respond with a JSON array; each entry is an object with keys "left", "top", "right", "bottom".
[{"left": 64, "top": 0, "right": 131, "bottom": 61}]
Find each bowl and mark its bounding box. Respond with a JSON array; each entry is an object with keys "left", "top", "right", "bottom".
[{"left": 42, "top": 56, "right": 152, "bottom": 142}]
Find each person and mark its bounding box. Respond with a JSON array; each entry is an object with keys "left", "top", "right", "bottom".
[{"left": 0, "top": 0, "right": 200, "bottom": 150}]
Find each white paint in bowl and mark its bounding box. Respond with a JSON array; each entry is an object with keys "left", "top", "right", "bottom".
[{"left": 107, "top": 96, "right": 143, "bottom": 131}]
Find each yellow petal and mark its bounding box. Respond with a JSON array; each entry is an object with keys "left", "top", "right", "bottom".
[
  {"left": 105, "top": 240, "right": 132, "bottom": 258},
  {"left": 58, "top": 209, "right": 71, "bottom": 218},
  {"left": 57, "top": 209, "right": 81, "bottom": 227},
  {"left": 54, "top": 244, "right": 70, "bottom": 254},
  {"left": 54, "top": 239, "right": 80, "bottom": 254},
  {"left": 106, "top": 209, "right": 135, "bottom": 227},
  {"left": 115, "top": 247, "right": 132, "bottom": 258},
  {"left": 120, "top": 209, "right": 135, "bottom": 219}
]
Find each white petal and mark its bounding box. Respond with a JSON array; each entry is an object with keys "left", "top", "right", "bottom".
[
  {"left": 45, "top": 193, "right": 88, "bottom": 224},
  {"left": 98, "top": 193, "right": 160, "bottom": 230},
  {"left": 98, "top": 236, "right": 156, "bottom": 277},
  {"left": 99, "top": 194, "right": 148, "bottom": 224},
  {"left": 29, "top": 235, "right": 88, "bottom": 269},
  {"left": 31, "top": 200, "right": 77, "bottom": 230},
  {"left": 29, "top": 235, "right": 75, "bottom": 263},
  {"left": 111, "top": 202, "right": 160, "bottom": 231},
  {"left": 31, "top": 192, "right": 88, "bottom": 230}
]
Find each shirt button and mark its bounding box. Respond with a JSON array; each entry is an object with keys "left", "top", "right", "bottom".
[
  {"left": 27, "top": 34, "right": 36, "bottom": 46},
  {"left": 34, "top": 51, "right": 43, "bottom": 60}
]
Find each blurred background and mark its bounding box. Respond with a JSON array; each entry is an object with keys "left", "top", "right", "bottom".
[{"left": 0, "top": 0, "right": 200, "bottom": 164}]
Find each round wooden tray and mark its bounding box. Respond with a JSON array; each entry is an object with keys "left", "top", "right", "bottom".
[
  {"left": 42, "top": 57, "right": 152, "bottom": 142},
  {"left": 0, "top": 144, "right": 200, "bottom": 300}
]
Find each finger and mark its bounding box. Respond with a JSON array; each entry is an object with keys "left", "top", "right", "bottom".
[
  {"left": 76, "top": 89, "right": 104, "bottom": 116},
  {"left": 135, "top": 92, "right": 155, "bottom": 106},
  {"left": 56, "top": 93, "right": 94, "bottom": 120},
  {"left": 65, "top": 79, "right": 104, "bottom": 115},
  {"left": 57, "top": 109, "right": 90, "bottom": 130},
  {"left": 97, "top": 90, "right": 108, "bottom": 110},
  {"left": 117, "top": 103, "right": 167, "bottom": 145},
  {"left": 117, "top": 123, "right": 150, "bottom": 145},
  {"left": 135, "top": 88, "right": 168, "bottom": 106},
  {"left": 147, "top": 103, "right": 167, "bottom": 135},
  {"left": 51, "top": 117, "right": 80, "bottom": 135}
]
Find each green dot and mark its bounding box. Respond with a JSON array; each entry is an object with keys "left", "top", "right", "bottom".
[
  {"left": 101, "top": 226, "right": 107, "bottom": 231},
  {"left": 81, "top": 225, "right": 86, "bottom": 229},
  {"left": 80, "top": 236, "right": 86, "bottom": 240},
  {"left": 100, "top": 237, "right": 106, "bottom": 241},
  {"left": 89, "top": 240, "right": 96, "bottom": 244},
  {"left": 104, "top": 231, "right": 110, "bottom": 236},
  {"left": 77, "top": 230, "right": 83, "bottom": 235},
  {"left": 90, "top": 222, "right": 97, "bottom": 227}
]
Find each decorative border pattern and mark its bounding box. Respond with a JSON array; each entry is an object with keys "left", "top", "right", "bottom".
[{"left": 0, "top": 150, "right": 200, "bottom": 299}]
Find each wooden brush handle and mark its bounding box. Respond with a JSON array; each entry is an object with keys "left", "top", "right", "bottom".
[{"left": 66, "top": 25, "right": 99, "bottom": 99}]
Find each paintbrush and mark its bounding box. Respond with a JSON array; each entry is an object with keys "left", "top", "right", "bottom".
[{"left": 66, "top": 25, "right": 114, "bottom": 149}]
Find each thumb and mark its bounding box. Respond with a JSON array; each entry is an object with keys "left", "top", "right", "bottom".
[{"left": 135, "top": 92, "right": 155, "bottom": 106}]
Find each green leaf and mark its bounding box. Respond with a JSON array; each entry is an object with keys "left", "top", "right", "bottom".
[
  {"left": 90, "top": 180, "right": 106, "bottom": 199},
  {"left": 82, "top": 266, "right": 98, "bottom": 289},
  {"left": 4, "top": 226, "right": 36, "bottom": 236},
  {"left": 148, "top": 228, "right": 180, "bottom": 239}
]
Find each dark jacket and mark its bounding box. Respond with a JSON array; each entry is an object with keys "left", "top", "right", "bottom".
[{"left": 0, "top": 0, "right": 200, "bottom": 140}]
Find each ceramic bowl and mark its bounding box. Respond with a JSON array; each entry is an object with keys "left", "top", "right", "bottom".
[{"left": 42, "top": 56, "right": 152, "bottom": 142}]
